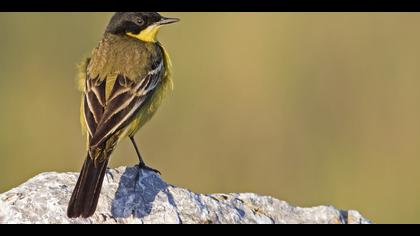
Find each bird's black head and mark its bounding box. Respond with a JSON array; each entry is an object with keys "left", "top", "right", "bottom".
[{"left": 106, "top": 12, "right": 179, "bottom": 42}]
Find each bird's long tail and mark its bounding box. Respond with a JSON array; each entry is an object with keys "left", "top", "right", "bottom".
[{"left": 67, "top": 153, "right": 109, "bottom": 218}]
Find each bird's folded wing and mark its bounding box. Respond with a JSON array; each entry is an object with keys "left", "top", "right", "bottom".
[{"left": 83, "top": 62, "right": 164, "bottom": 150}]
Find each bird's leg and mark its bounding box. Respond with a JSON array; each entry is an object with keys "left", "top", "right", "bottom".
[{"left": 129, "top": 136, "right": 161, "bottom": 175}]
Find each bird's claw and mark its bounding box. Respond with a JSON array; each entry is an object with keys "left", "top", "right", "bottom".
[{"left": 137, "top": 163, "right": 161, "bottom": 175}]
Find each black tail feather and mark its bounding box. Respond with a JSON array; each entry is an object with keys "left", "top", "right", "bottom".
[{"left": 67, "top": 154, "right": 109, "bottom": 218}]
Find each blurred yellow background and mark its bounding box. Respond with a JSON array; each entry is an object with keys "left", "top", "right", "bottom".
[{"left": 0, "top": 13, "right": 419, "bottom": 223}]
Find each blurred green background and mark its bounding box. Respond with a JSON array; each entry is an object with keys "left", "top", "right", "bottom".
[{"left": 0, "top": 13, "right": 419, "bottom": 223}]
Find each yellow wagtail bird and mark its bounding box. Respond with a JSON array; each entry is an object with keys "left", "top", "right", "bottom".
[{"left": 67, "top": 12, "right": 179, "bottom": 218}]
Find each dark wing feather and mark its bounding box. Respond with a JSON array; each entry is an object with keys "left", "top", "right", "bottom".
[
  {"left": 83, "top": 77, "right": 105, "bottom": 137},
  {"left": 84, "top": 61, "right": 164, "bottom": 150}
]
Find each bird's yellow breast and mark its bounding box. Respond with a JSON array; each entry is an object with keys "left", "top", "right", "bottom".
[{"left": 119, "top": 44, "right": 173, "bottom": 140}]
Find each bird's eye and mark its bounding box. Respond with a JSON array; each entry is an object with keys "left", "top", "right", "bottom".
[{"left": 137, "top": 18, "right": 144, "bottom": 25}]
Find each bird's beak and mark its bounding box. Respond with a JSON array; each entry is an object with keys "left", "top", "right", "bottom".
[{"left": 158, "top": 17, "right": 180, "bottom": 25}]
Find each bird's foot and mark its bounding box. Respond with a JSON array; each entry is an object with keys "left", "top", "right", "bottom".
[{"left": 137, "top": 163, "right": 161, "bottom": 175}]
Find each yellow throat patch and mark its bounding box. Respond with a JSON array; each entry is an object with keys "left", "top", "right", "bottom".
[{"left": 127, "top": 24, "right": 161, "bottom": 43}]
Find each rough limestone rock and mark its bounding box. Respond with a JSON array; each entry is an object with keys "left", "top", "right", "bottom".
[{"left": 0, "top": 166, "right": 371, "bottom": 224}]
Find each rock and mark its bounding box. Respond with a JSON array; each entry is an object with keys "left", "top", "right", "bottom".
[{"left": 0, "top": 166, "right": 371, "bottom": 224}]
